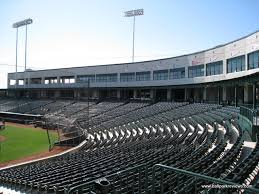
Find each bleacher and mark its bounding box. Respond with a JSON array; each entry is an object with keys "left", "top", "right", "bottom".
[{"left": 0, "top": 99, "right": 258, "bottom": 193}]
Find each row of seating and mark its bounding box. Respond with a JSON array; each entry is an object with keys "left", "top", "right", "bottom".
[{"left": 0, "top": 99, "right": 258, "bottom": 193}]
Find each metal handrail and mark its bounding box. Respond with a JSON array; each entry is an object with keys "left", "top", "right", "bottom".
[
  {"left": 152, "top": 164, "right": 259, "bottom": 194},
  {"left": 66, "top": 164, "right": 147, "bottom": 194},
  {"left": 240, "top": 106, "right": 258, "bottom": 125},
  {"left": 66, "top": 162, "right": 259, "bottom": 194}
]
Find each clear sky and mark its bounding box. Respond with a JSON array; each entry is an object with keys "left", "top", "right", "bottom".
[{"left": 0, "top": 0, "right": 258, "bottom": 88}]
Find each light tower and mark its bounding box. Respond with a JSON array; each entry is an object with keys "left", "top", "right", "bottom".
[
  {"left": 12, "top": 18, "right": 33, "bottom": 87},
  {"left": 124, "top": 9, "right": 144, "bottom": 62}
]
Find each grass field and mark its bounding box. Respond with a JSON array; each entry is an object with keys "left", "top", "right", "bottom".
[{"left": 0, "top": 124, "right": 58, "bottom": 163}]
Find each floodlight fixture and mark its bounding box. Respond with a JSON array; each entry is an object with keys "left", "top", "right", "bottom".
[
  {"left": 124, "top": 9, "right": 144, "bottom": 17},
  {"left": 12, "top": 18, "right": 33, "bottom": 28}
]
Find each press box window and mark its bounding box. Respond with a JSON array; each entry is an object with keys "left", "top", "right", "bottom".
[
  {"left": 77, "top": 75, "right": 95, "bottom": 83},
  {"left": 153, "top": 70, "right": 168, "bottom": 80},
  {"left": 169, "top": 67, "right": 185, "bottom": 79},
  {"left": 248, "top": 51, "right": 259, "bottom": 70},
  {"left": 120, "top": 72, "right": 135, "bottom": 82},
  {"left": 188, "top": 65, "right": 204, "bottom": 78},
  {"left": 96, "top": 74, "right": 118, "bottom": 82},
  {"left": 206, "top": 61, "right": 223, "bottom": 76},
  {"left": 136, "top": 71, "right": 151, "bottom": 81},
  {"left": 227, "top": 55, "right": 245, "bottom": 73}
]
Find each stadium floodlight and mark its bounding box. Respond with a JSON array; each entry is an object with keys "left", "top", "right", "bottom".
[
  {"left": 124, "top": 9, "right": 144, "bottom": 17},
  {"left": 124, "top": 9, "right": 144, "bottom": 62},
  {"left": 12, "top": 18, "right": 33, "bottom": 28},
  {"left": 12, "top": 18, "right": 33, "bottom": 90}
]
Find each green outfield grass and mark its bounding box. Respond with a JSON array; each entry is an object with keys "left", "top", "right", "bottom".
[{"left": 0, "top": 125, "right": 58, "bottom": 163}]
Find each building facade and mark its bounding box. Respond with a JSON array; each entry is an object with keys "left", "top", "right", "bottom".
[{"left": 7, "top": 31, "right": 259, "bottom": 107}]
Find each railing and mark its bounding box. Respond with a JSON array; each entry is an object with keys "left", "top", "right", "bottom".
[
  {"left": 240, "top": 106, "right": 259, "bottom": 126},
  {"left": 45, "top": 121, "right": 58, "bottom": 150},
  {"left": 65, "top": 164, "right": 148, "bottom": 194},
  {"left": 65, "top": 163, "right": 259, "bottom": 194},
  {"left": 152, "top": 164, "right": 259, "bottom": 194}
]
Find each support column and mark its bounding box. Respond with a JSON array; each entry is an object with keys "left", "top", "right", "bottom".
[
  {"left": 218, "top": 86, "right": 221, "bottom": 105},
  {"left": 93, "top": 89, "right": 99, "bottom": 99},
  {"left": 203, "top": 87, "right": 207, "bottom": 102},
  {"left": 253, "top": 83, "right": 256, "bottom": 109},
  {"left": 54, "top": 90, "right": 60, "bottom": 98},
  {"left": 193, "top": 88, "right": 198, "bottom": 102},
  {"left": 235, "top": 85, "right": 238, "bottom": 107},
  {"left": 41, "top": 77, "right": 45, "bottom": 84},
  {"left": 74, "top": 90, "right": 78, "bottom": 99},
  {"left": 185, "top": 88, "right": 188, "bottom": 101},
  {"left": 244, "top": 84, "right": 249, "bottom": 104},
  {"left": 41, "top": 90, "right": 46, "bottom": 98},
  {"left": 133, "top": 89, "right": 138, "bottom": 99},
  {"left": 77, "top": 89, "right": 81, "bottom": 99},
  {"left": 222, "top": 86, "right": 227, "bottom": 102},
  {"left": 167, "top": 89, "right": 172, "bottom": 101},
  {"left": 150, "top": 89, "right": 156, "bottom": 100},
  {"left": 117, "top": 90, "right": 121, "bottom": 100},
  {"left": 25, "top": 77, "right": 31, "bottom": 86},
  {"left": 57, "top": 76, "right": 61, "bottom": 84}
]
